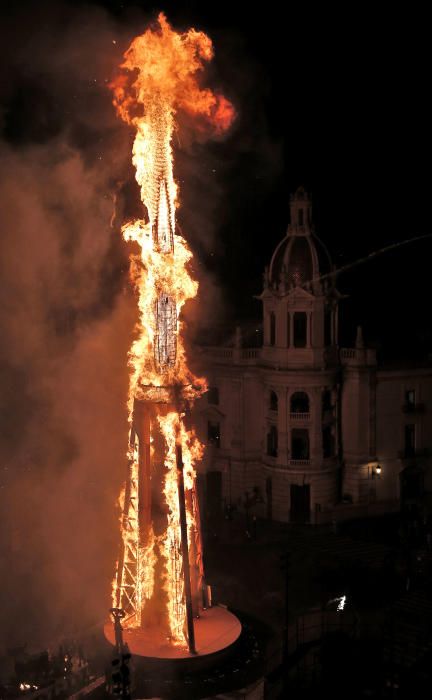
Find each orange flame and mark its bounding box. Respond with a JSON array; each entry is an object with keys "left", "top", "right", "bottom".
[
  {"left": 158, "top": 411, "right": 205, "bottom": 643},
  {"left": 111, "top": 13, "right": 233, "bottom": 645}
]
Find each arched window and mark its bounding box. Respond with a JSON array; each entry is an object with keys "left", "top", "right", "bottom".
[
  {"left": 290, "top": 391, "right": 310, "bottom": 413},
  {"left": 267, "top": 425, "right": 278, "bottom": 457},
  {"left": 269, "top": 390, "right": 278, "bottom": 412},
  {"left": 290, "top": 391, "right": 310, "bottom": 414},
  {"left": 270, "top": 312, "right": 276, "bottom": 346}
]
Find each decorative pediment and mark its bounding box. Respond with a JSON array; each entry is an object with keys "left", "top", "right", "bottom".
[{"left": 285, "top": 285, "right": 315, "bottom": 301}]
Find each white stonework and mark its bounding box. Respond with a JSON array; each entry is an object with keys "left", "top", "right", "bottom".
[{"left": 194, "top": 188, "right": 432, "bottom": 523}]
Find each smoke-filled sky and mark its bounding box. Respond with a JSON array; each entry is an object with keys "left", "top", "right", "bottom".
[
  {"left": 0, "top": 0, "right": 281, "bottom": 651},
  {"left": 0, "top": 5, "right": 131, "bottom": 649},
  {"left": 0, "top": 0, "right": 431, "bottom": 650}
]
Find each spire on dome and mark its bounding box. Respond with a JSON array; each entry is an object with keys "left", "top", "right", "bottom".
[
  {"left": 288, "top": 186, "right": 313, "bottom": 235},
  {"left": 267, "top": 188, "right": 332, "bottom": 291}
]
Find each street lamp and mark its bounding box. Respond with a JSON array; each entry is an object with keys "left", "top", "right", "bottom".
[{"left": 369, "top": 463, "right": 382, "bottom": 479}]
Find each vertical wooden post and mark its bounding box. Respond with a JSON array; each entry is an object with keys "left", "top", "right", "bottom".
[{"left": 176, "top": 443, "right": 197, "bottom": 654}]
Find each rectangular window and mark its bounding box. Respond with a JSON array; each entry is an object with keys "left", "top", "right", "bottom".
[
  {"left": 287, "top": 312, "right": 290, "bottom": 347},
  {"left": 404, "top": 424, "right": 416, "bottom": 457},
  {"left": 293, "top": 312, "right": 307, "bottom": 348},
  {"left": 270, "top": 312, "right": 276, "bottom": 346},
  {"left": 266, "top": 425, "right": 278, "bottom": 457},
  {"left": 322, "top": 389, "right": 332, "bottom": 412},
  {"left": 298, "top": 208, "right": 304, "bottom": 226},
  {"left": 291, "top": 429, "right": 310, "bottom": 459},
  {"left": 405, "top": 389, "right": 415, "bottom": 406},
  {"left": 322, "top": 425, "right": 335, "bottom": 458},
  {"left": 208, "top": 421, "right": 221, "bottom": 448},
  {"left": 207, "top": 387, "right": 219, "bottom": 405}
]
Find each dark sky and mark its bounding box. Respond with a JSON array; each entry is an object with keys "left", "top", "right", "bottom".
[
  {"left": 0, "top": 0, "right": 430, "bottom": 648},
  {"left": 1, "top": 0, "right": 432, "bottom": 359}
]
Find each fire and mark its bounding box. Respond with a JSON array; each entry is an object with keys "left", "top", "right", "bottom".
[
  {"left": 111, "top": 13, "right": 234, "bottom": 646},
  {"left": 158, "top": 411, "right": 205, "bottom": 644}
]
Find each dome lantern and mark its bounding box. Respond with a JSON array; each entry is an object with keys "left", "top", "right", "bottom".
[{"left": 268, "top": 187, "right": 332, "bottom": 291}]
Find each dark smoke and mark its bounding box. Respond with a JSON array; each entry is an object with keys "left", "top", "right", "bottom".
[
  {"left": 0, "top": 2, "right": 135, "bottom": 649},
  {"left": 0, "top": 1, "right": 281, "bottom": 651}
]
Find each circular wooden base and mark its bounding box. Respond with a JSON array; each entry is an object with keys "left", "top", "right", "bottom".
[{"left": 104, "top": 605, "right": 241, "bottom": 660}]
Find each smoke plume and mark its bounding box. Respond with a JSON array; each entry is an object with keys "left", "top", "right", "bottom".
[
  {"left": 0, "top": 1, "right": 241, "bottom": 650},
  {"left": 0, "top": 0, "right": 281, "bottom": 651}
]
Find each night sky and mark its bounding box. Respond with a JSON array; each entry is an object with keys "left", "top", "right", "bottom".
[
  {"left": 1, "top": 0, "right": 432, "bottom": 360},
  {"left": 0, "top": 0, "right": 431, "bottom": 652}
]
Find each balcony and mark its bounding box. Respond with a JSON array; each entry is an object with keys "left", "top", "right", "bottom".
[
  {"left": 402, "top": 402, "right": 425, "bottom": 414},
  {"left": 340, "top": 347, "right": 377, "bottom": 366},
  {"left": 341, "top": 348, "right": 356, "bottom": 360},
  {"left": 203, "top": 346, "right": 261, "bottom": 364},
  {"left": 206, "top": 347, "right": 233, "bottom": 360},
  {"left": 242, "top": 348, "right": 260, "bottom": 360},
  {"left": 263, "top": 457, "right": 311, "bottom": 470},
  {"left": 290, "top": 412, "right": 311, "bottom": 421}
]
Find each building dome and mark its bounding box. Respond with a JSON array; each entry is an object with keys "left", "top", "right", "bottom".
[
  {"left": 268, "top": 188, "right": 332, "bottom": 289},
  {"left": 269, "top": 231, "right": 332, "bottom": 288}
]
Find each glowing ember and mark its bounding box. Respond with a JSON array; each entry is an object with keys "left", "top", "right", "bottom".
[{"left": 111, "top": 13, "right": 234, "bottom": 648}]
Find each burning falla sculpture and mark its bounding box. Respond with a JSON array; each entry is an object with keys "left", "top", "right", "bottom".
[{"left": 109, "top": 13, "right": 234, "bottom": 654}]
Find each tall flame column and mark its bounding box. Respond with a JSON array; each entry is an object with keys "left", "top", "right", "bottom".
[{"left": 110, "top": 13, "right": 234, "bottom": 652}]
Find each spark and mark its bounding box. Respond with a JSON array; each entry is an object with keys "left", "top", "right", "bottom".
[{"left": 337, "top": 595, "right": 346, "bottom": 611}]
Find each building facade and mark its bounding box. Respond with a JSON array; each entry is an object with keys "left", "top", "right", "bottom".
[{"left": 194, "top": 188, "right": 432, "bottom": 524}]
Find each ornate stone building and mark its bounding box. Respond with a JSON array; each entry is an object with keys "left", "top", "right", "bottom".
[{"left": 194, "top": 188, "right": 432, "bottom": 524}]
